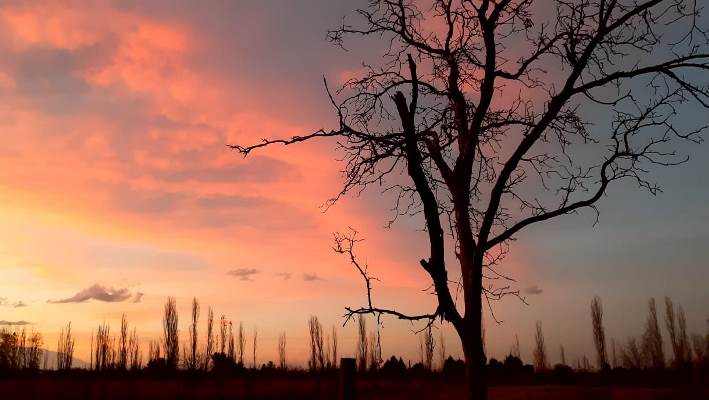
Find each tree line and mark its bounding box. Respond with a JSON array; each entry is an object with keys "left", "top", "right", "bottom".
[{"left": 1, "top": 295, "right": 707, "bottom": 383}]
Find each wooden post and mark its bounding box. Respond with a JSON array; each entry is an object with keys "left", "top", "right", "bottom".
[{"left": 339, "top": 357, "right": 356, "bottom": 400}]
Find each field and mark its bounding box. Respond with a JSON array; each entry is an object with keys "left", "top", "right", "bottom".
[{"left": 0, "top": 377, "right": 707, "bottom": 400}]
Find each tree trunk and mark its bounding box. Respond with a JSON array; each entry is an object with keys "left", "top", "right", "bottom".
[
  {"left": 465, "top": 354, "right": 487, "bottom": 400},
  {"left": 460, "top": 248, "right": 486, "bottom": 400},
  {"left": 462, "top": 309, "right": 487, "bottom": 400}
]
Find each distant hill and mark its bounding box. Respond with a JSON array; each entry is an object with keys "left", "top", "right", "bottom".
[{"left": 40, "top": 349, "right": 89, "bottom": 370}]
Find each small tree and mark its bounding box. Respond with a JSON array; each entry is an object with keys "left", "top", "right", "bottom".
[
  {"left": 118, "top": 314, "right": 128, "bottom": 371},
  {"left": 188, "top": 297, "right": 200, "bottom": 370},
  {"left": 439, "top": 329, "right": 447, "bottom": 371},
  {"left": 162, "top": 296, "right": 179, "bottom": 370},
  {"left": 641, "top": 298, "right": 665, "bottom": 369},
  {"left": 278, "top": 332, "right": 287, "bottom": 370},
  {"left": 57, "top": 322, "right": 75, "bottom": 371},
  {"left": 331, "top": 326, "right": 338, "bottom": 369},
  {"left": 621, "top": 337, "right": 643, "bottom": 369},
  {"left": 420, "top": 327, "right": 435, "bottom": 371},
  {"left": 219, "top": 315, "right": 227, "bottom": 355},
  {"left": 238, "top": 322, "right": 246, "bottom": 366},
  {"left": 252, "top": 327, "right": 258, "bottom": 369},
  {"left": 591, "top": 296, "right": 608, "bottom": 370},
  {"left": 25, "top": 330, "right": 42, "bottom": 371},
  {"left": 369, "top": 330, "right": 383, "bottom": 371},
  {"left": 203, "top": 306, "right": 214, "bottom": 371},
  {"left": 356, "top": 315, "right": 368, "bottom": 372},
  {"left": 559, "top": 344, "right": 566, "bottom": 366},
  {"left": 94, "top": 322, "right": 112, "bottom": 371},
  {"left": 128, "top": 328, "right": 141, "bottom": 370},
  {"left": 665, "top": 297, "right": 691, "bottom": 369},
  {"left": 691, "top": 333, "right": 707, "bottom": 366},
  {"left": 511, "top": 335, "right": 521, "bottom": 360},
  {"left": 228, "top": 321, "right": 235, "bottom": 361},
  {"left": 308, "top": 316, "right": 325, "bottom": 371},
  {"left": 533, "top": 321, "right": 547, "bottom": 372}
]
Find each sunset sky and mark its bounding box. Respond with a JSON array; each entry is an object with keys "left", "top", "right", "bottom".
[{"left": 0, "top": 0, "right": 707, "bottom": 367}]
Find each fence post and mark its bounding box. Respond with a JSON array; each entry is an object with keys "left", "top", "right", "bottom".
[{"left": 339, "top": 357, "right": 356, "bottom": 400}]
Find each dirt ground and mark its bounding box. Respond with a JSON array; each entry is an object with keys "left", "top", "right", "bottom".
[{"left": 0, "top": 378, "right": 706, "bottom": 400}]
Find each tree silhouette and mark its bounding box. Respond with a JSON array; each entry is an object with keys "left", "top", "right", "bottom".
[
  {"left": 308, "top": 316, "right": 325, "bottom": 372},
  {"left": 57, "top": 322, "right": 74, "bottom": 371},
  {"left": 232, "top": 1, "right": 708, "bottom": 398},
  {"left": 187, "top": 297, "right": 200, "bottom": 371},
  {"left": 642, "top": 298, "right": 665, "bottom": 369},
  {"left": 162, "top": 296, "right": 179, "bottom": 370},
  {"left": 278, "top": 332, "right": 287, "bottom": 370},
  {"left": 591, "top": 296, "right": 608, "bottom": 370},
  {"left": 664, "top": 296, "right": 691, "bottom": 369},
  {"left": 533, "top": 321, "right": 547, "bottom": 372},
  {"left": 356, "top": 315, "right": 368, "bottom": 372},
  {"left": 203, "top": 306, "right": 214, "bottom": 371}
]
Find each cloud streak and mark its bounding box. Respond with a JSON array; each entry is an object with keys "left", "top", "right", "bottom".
[
  {"left": 275, "top": 272, "right": 292, "bottom": 280},
  {"left": 0, "top": 320, "right": 31, "bottom": 326},
  {"left": 0, "top": 297, "right": 28, "bottom": 308},
  {"left": 48, "top": 284, "right": 134, "bottom": 303},
  {"left": 524, "top": 285, "right": 543, "bottom": 295},
  {"left": 132, "top": 292, "right": 144, "bottom": 303},
  {"left": 227, "top": 268, "right": 260, "bottom": 281},
  {"left": 303, "top": 273, "right": 324, "bottom": 282}
]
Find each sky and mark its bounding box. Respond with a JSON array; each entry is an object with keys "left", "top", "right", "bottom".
[{"left": 0, "top": 0, "right": 707, "bottom": 368}]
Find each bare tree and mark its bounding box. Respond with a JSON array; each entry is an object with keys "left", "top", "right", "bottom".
[
  {"left": 611, "top": 338, "right": 617, "bottom": 369},
  {"left": 591, "top": 296, "right": 608, "bottom": 370},
  {"left": 42, "top": 347, "right": 49, "bottom": 371},
  {"left": 368, "top": 330, "right": 383, "bottom": 371},
  {"left": 89, "top": 328, "right": 93, "bottom": 371},
  {"left": 219, "top": 315, "right": 227, "bottom": 355},
  {"left": 128, "top": 328, "right": 141, "bottom": 370},
  {"left": 677, "top": 306, "right": 691, "bottom": 365},
  {"left": 421, "top": 326, "right": 435, "bottom": 371},
  {"left": 356, "top": 314, "right": 368, "bottom": 372},
  {"left": 94, "top": 322, "right": 112, "bottom": 371},
  {"left": 25, "top": 330, "right": 42, "bottom": 371},
  {"left": 278, "top": 332, "right": 287, "bottom": 370},
  {"left": 691, "top": 333, "right": 707, "bottom": 366},
  {"left": 439, "top": 329, "right": 447, "bottom": 370},
  {"left": 533, "top": 321, "right": 547, "bottom": 372},
  {"left": 57, "top": 322, "right": 75, "bottom": 371},
  {"left": 162, "top": 296, "right": 179, "bottom": 370},
  {"left": 118, "top": 314, "right": 128, "bottom": 371},
  {"left": 232, "top": 1, "right": 708, "bottom": 397},
  {"left": 308, "top": 315, "right": 325, "bottom": 371},
  {"left": 324, "top": 331, "right": 332, "bottom": 369},
  {"left": 642, "top": 298, "right": 665, "bottom": 369},
  {"left": 331, "top": 325, "right": 338, "bottom": 369},
  {"left": 252, "top": 327, "right": 258, "bottom": 369},
  {"left": 238, "top": 322, "right": 246, "bottom": 366},
  {"left": 621, "top": 337, "right": 643, "bottom": 369},
  {"left": 559, "top": 344, "right": 566, "bottom": 366},
  {"left": 665, "top": 297, "right": 691, "bottom": 368},
  {"left": 228, "top": 321, "right": 235, "bottom": 361},
  {"left": 511, "top": 334, "right": 521, "bottom": 360},
  {"left": 706, "top": 318, "right": 709, "bottom": 360},
  {"left": 148, "top": 339, "right": 161, "bottom": 364},
  {"left": 16, "top": 329, "right": 25, "bottom": 369},
  {"left": 188, "top": 297, "right": 200, "bottom": 370},
  {"left": 203, "top": 306, "right": 214, "bottom": 371}
]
